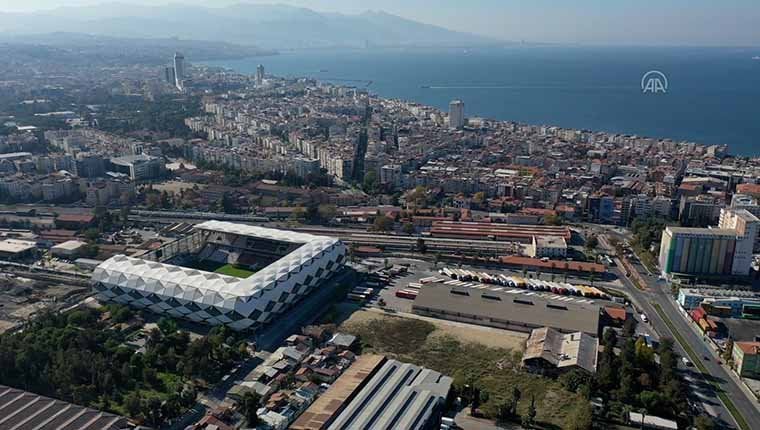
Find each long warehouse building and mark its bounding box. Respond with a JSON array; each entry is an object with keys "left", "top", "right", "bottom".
[
  {"left": 327, "top": 359, "right": 452, "bottom": 430},
  {"left": 412, "top": 282, "right": 601, "bottom": 336},
  {"left": 430, "top": 221, "right": 572, "bottom": 243}
]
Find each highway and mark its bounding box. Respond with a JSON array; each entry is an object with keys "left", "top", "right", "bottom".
[{"left": 595, "top": 229, "right": 759, "bottom": 430}]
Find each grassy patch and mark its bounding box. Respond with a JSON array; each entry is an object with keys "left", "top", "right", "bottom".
[
  {"left": 651, "top": 303, "right": 750, "bottom": 430},
  {"left": 215, "top": 263, "right": 256, "bottom": 278},
  {"left": 342, "top": 315, "right": 581, "bottom": 427},
  {"left": 633, "top": 246, "right": 658, "bottom": 274}
]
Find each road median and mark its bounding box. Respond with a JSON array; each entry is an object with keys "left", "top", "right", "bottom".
[{"left": 651, "top": 302, "right": 750, "bottom": 430}]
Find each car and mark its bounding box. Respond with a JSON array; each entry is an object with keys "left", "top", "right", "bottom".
[
  {"left": 640, "top": 313, "right": 649, "bottom": 323},
  {"left": 703, "top": 355, "right": 710, "bottom": 361},
  {"left": 682, "top": 357, "right": 693, "bottom": 367}
]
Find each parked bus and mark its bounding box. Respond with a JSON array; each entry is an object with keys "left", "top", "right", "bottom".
[
  {"left": 395, "top": 289, "right": 419, "bottom": 299},
  {"left": 347, "top": 293, "right": 367, "bottom": 302}
]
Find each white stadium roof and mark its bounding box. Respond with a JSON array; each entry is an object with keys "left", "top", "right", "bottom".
[
  {"left": 96, "top": 221, "right": 341, "bottom": 297},
  {"left": 92, "top": 221, "right": 347, "bottom": 330},
  {"left": 194, "top": 220, "right": 328, "bottom": 245}
]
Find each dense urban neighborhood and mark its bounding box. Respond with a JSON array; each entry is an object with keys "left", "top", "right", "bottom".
[{"left": 0, "top": 30, "right": 760, "bottom": 430}]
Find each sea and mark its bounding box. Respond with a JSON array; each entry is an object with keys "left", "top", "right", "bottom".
[{"left": 205, "top": 46, "right": 760, "bottom": 157}]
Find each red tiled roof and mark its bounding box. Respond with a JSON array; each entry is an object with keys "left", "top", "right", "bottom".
[
  {"left": 499, "top": 255, "right": 606, "bottom": 273},
  {"left": 604, "top": 307, "right": 627, "bottom": 321},
  {"left": 56, "top": 213, "right": 95, "bottom": 223},
  {"left": 737, "top": 183, "right": 760, "bottom": 197},
  {"left": 432, "top": 221, "right": 572, "bottom": 240},
  {"left": 736, "top": 341, "right": 760, "bottom": 355}
]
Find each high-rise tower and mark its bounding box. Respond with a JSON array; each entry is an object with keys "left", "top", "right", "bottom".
[
  {"left": 173, "top": 52, "right": 185, "bottom": 90},
  {"left": 448, "top": 100, "right": 465, "bottom": 129}
]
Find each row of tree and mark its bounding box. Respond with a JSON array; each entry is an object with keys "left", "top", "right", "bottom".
[
  {"left": 596, "top": 330, "right": 688, "bottom": 422},
  {"left": 0, "top": 307, "right": 247, "bottom": 426}
]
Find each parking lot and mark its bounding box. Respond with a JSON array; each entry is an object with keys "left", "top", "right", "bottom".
[{"left": 355, "top": 257, "right": 627, "bottom": 315}]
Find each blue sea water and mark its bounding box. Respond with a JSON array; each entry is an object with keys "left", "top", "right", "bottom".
[{"left": 206, "top": 46, "right": 760, "bottom": 156}]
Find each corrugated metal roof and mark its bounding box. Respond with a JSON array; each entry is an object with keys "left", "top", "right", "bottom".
[
  {"left": 0, "top": 385, "right": 131, "bottom": 430},
  {"left": 328, "top": 360, "right": 451, "bottom": 430}
]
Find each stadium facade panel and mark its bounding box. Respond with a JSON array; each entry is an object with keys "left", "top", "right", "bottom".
[{"left": 92, "top": 221, "right": 346, "bottom": 330}]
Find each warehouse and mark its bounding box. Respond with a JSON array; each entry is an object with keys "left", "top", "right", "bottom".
[
  {"left": 522, "top": 327, "right": 599, "bottom": 375},
  {"left": 430, "top": 221, "right": 572, "bottom": 243},
  {"left": 0, "top": 238, "right": 37, "bottom": 260},
  {"left": 51, "top": 239, "right": 88, "bottom": 259},
  {"left": 291, "top": 354, "right": 387, "bottom": 430},
  {"left": 412, "top": 283, "right": 601, "bottom": 336},
  {"left": 0, "top": 384, "right": 131, "bottom": 429},
  {"left": 327, "top": 359, "right": 452, "bottom": 430}
]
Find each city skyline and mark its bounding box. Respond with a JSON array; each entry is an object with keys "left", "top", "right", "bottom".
[{"left": 0, "top": 0, "right": 759, "bottom": 47}]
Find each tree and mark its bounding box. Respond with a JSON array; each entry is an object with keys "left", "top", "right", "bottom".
[
  {"left": 471, "top": 386, "right": 481, "bottom": 412},
  {"left": 141, "top": 396, "right": 163, "bottom": 426},
  {"left": 545, "top": 213, "right": 563, "bottom": 226},
  {"left": 84, "top": 228, "right": 100, "bottom": 242},
  {"left": 416, "top": 238, "right": 427, "bottom": 254},
  {"left": 473, "top": 192, "right": 486, "bottom": 207},
  {"left": 407, "top": 186, "right": 428, "bottom": 208},
  {"left": 363, "top": 171, "right": 378, "bottom": 194},
  {"left": 564, "top": 400, "right": 593, "bottom": 430},
  {"left": 220, "top": 192, "right": 236, "bottom": 214},
  {"left": 509, "top": 386, "right": 521, "bottom": 416},
  {"left": 623, "top": 317, "right": 637, "bottom": 338},
  {"left": 638, "top": 391, "right": 662, "bottom": 413},
  {"left": 158, "top": 317, "right": 178, "bottom": 335},
  {"left": 522, "top": 395, "right": 536, "bottom": 428},
  {"left": 635, "top": 337, "right": 655, "bottom": 367},
  {"left": 317, "top": 204, "right": 336, "bottom": 223},
  {"left": 694, "top": 415, "right": 716, "bottom": 430},
  {"left": 402, "top": 222, "right": 415, "bottom": 235},
  {"left": 559, "top": 369, "right": 591, "bottom": 393},
  {"left": 585, "top": 234, "right": 599, "bottom": 250},
  {"left": 123, "top": 391, "right": 142, "bottom": 418},
  {"left": 373, "top": 215, "right": 394, "bottom": 232},
  {"left": 240, "top": 391, "right": 261, "bottom": 426}
]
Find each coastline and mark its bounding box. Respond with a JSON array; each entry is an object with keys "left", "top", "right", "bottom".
[{"left": 205, "top": 53, "right": 758, "bottom": 159}]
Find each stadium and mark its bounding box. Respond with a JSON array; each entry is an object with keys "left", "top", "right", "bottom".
[{"left": 91, "top": 221, "right": 347, "bottom": 331}]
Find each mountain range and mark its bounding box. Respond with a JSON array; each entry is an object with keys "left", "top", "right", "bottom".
[{"left": 0, "top": 3, "right": 501, "bottom": 50}]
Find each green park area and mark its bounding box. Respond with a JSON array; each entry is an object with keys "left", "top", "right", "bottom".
[{"left": 0, "top": 305, "right": 249, "bottom": 427}]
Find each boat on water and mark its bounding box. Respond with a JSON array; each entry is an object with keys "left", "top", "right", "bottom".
[{"left": 752, "top": 56, "right": 760, "bottom": 60}]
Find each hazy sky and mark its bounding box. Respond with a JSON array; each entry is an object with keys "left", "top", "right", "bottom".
[{"left": 1, "top": 0, "right": 759, "bottom": 46}]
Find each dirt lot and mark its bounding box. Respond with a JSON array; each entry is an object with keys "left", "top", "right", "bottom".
[
  {"left": 339, "top": 307, "right": 584, "bottom": 427},
  {"left": 341, "top": 308, "right": 527, "bottom": 352},
  {"left": 151, "top": 181, "right": 205, "bottom": 194}
]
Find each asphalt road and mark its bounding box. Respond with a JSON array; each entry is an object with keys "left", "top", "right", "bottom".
[{"left": 599, "top": 230, "right": 760, "bottom": 429}]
